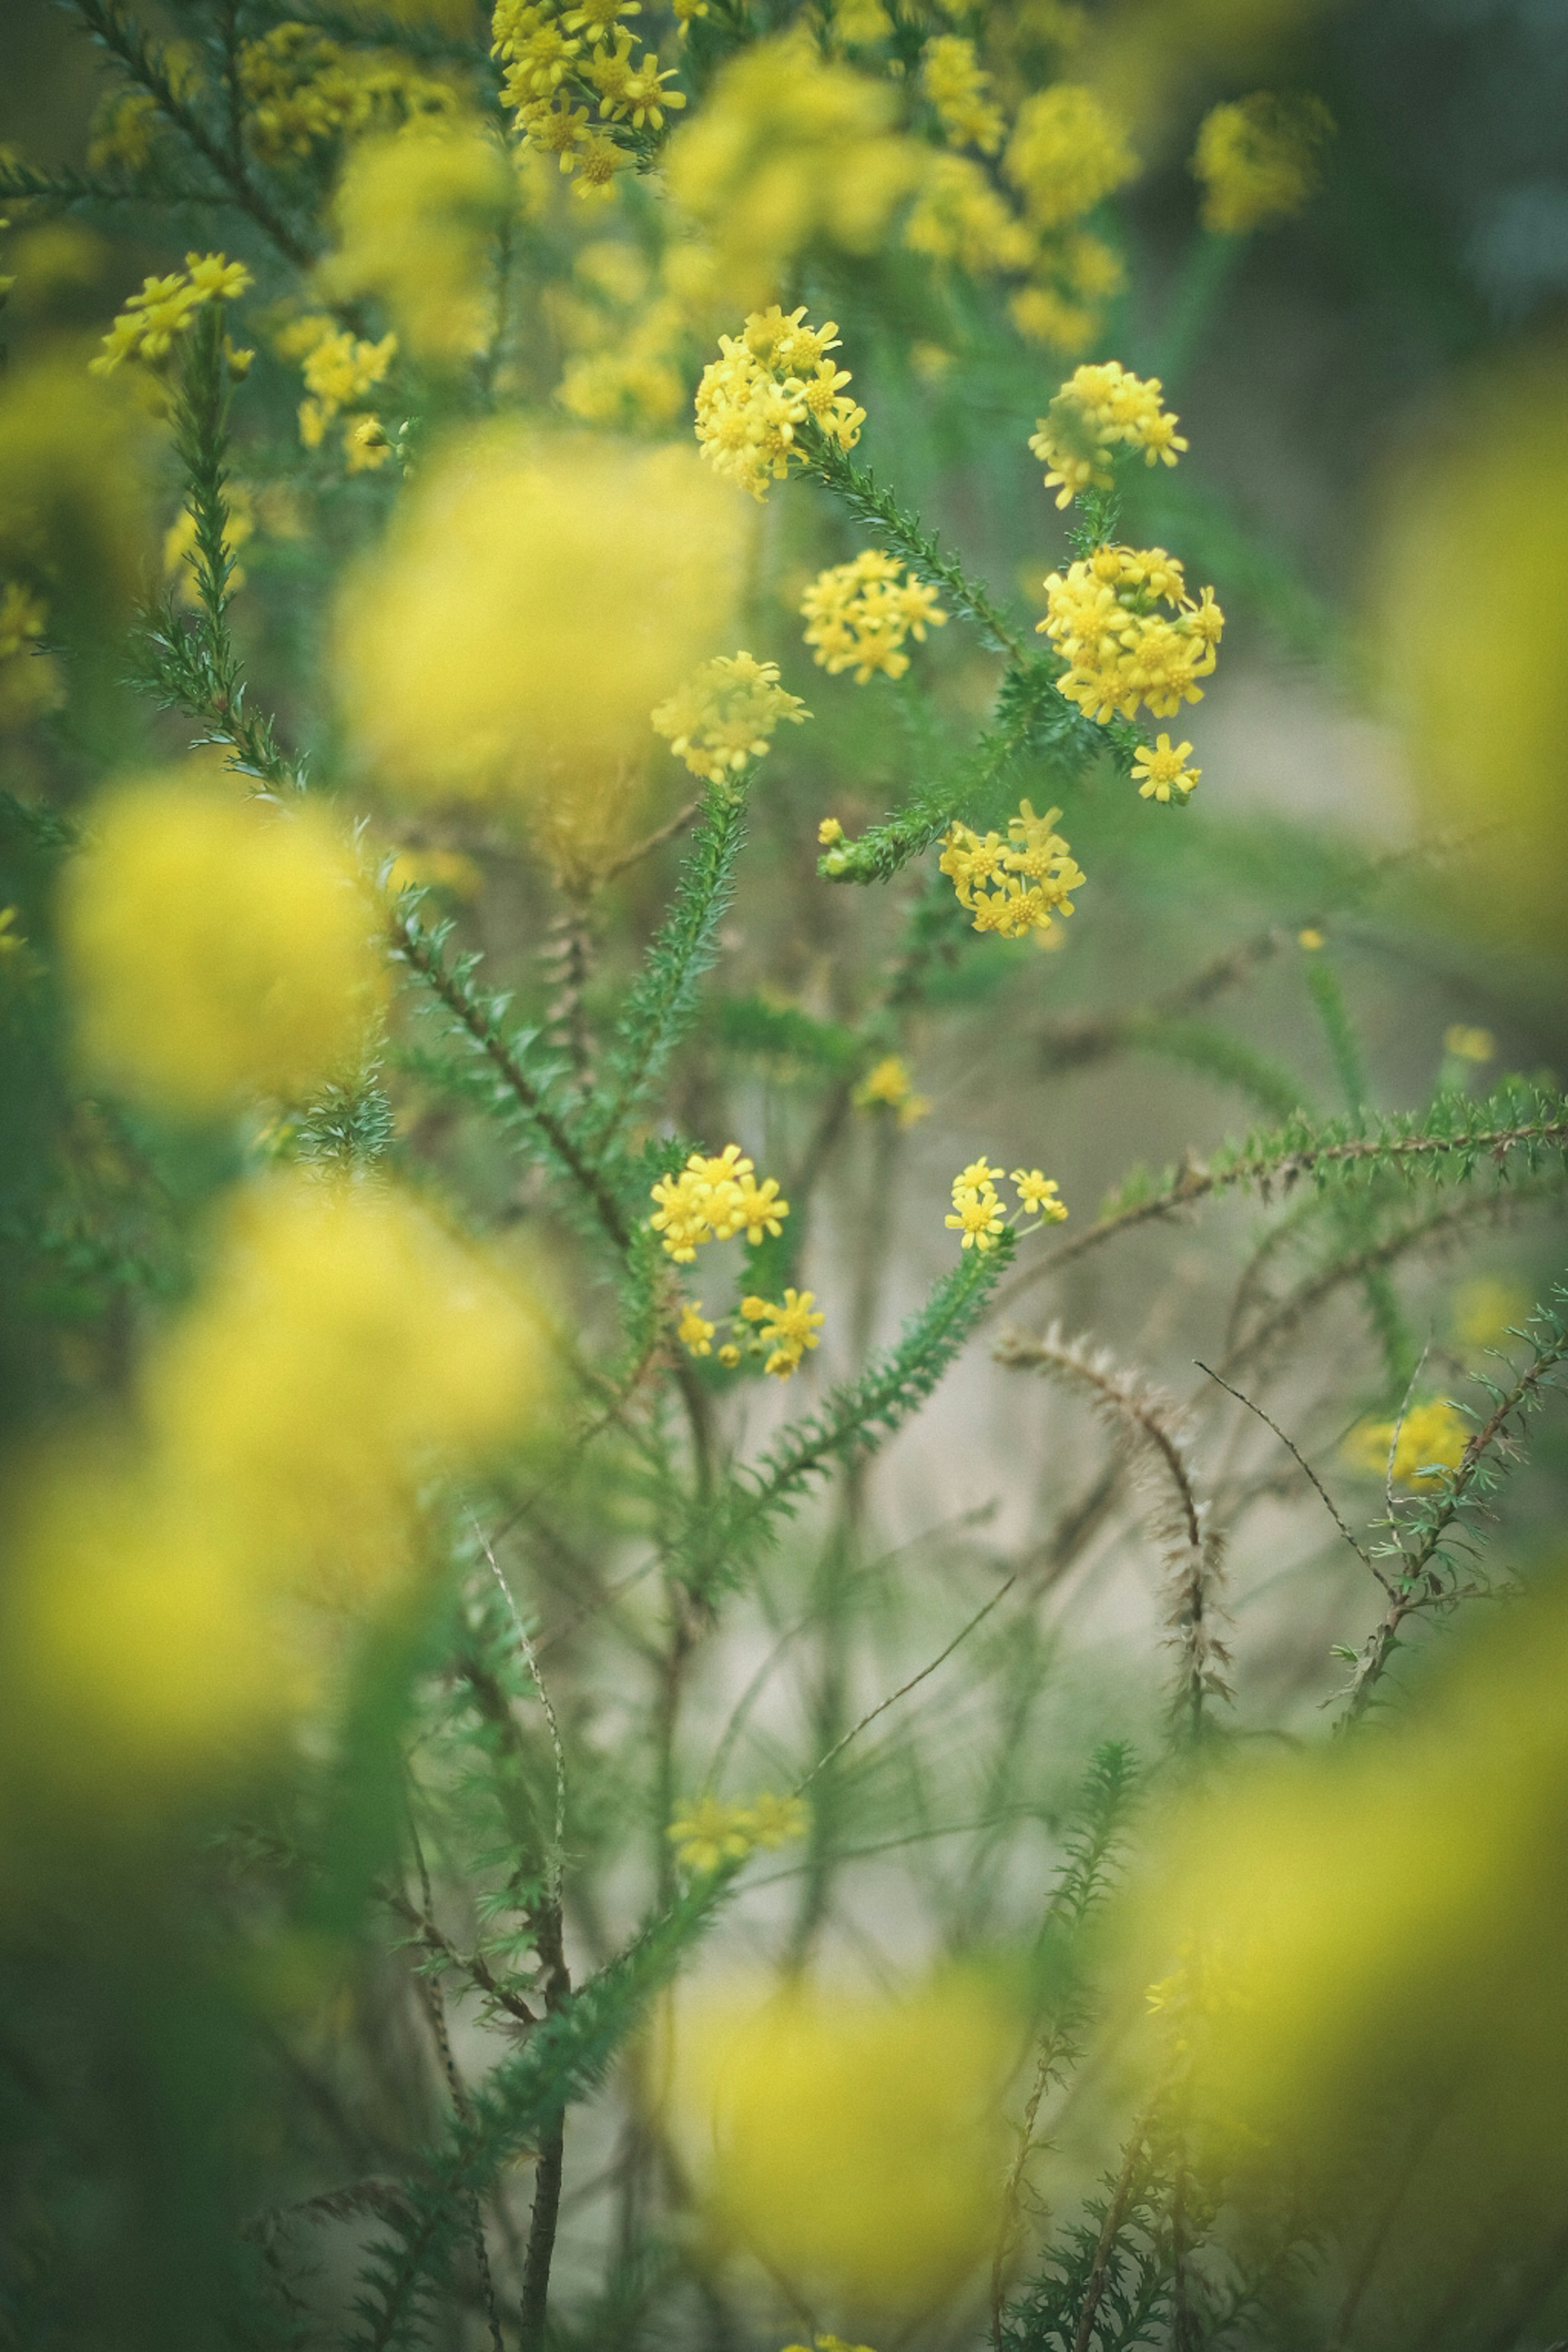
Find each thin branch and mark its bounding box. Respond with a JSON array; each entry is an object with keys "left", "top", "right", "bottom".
[
  {"left": 1194, "top": 1362, "right": 1372, "bottom": 1571},
  {"left": 795, "top": 1572, "right": 1017, "bottom": 1791}
]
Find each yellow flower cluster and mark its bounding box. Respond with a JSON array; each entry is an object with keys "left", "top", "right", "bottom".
[
  {"left": 945, "top": 1156, "right": 1066, "bottom": 1250},
  {"left": 695, "top": 307, "right": 865, "bottom": 500},
  {"left": 318, "top": 124, "right": 514, "bottom": 363},
  {"left": 236, "top": 22, "right": 461, "bottom": 163},
  {"left": 652, "top": 652, "right": 811, "bottom": 783},
  {"left": 921, "top": 35, "right": 1004, "bottom": 155},
  {"left": 1131, "top": 732, "right": 1201, "bottom": 803},
  {"left": 800, "top": 550, "right": 947, "bottom": 683},
  {"left": 1004, "top": 83, "right": 1138, "bottom": 231},
  {"left": 89, "top": 251, "right": 251, "bottom": 374},
  {"left": 276, "top": 314, "right": 397, "bottom": 471},
  {"left": 938, "top": 801, "right": 1085, "bottom": 940},
  {"left": 4, "top": 1174, "right": 541, "bottom": 1796},
  {"left": 665, "top": 33, "right": 920, "bottom": 308},
  {"left": 852, "top": 1054, "right": 931, "bottom": 1127},
  {"left": 59, "top": 774, "right": 385, "bottom": 1116},
  {"left": 904, "top": 153, "right": 1031, "bottom": 276},
  {"left": 667, "top": 1790, "right": 809, "bottom": 1874},
  {"left": 1038, "top": 543, "right": 1223, "bottom": 726},
  {"left": 1027, "top": 359, "right": 1187, "bottom": 508},
  {"left": 1193, "top": 91, "right": 1334, "bottom": 238},
  {"left": 492, "top": 0, "right": 683, "bottom": 197},
  {"left": 741, "top": 1287, "right": 825, "bottom": 1377},
  {"left": 782, "top": 2339, "right": 878, "bottom": 2352},
  {"left": 650, "top": 1143, "right": 789, "bottom": 1262},
  {"left": 1346, "top": 1398, "right": 1470, "bottom": 1486}
]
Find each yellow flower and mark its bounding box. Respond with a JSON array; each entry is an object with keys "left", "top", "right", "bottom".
[
  {"left": 343, "top": 413, "right": 392, "bottom": 472},
  {"left": 1004, "top": 84, "right": 1137, "bottom": 229},
  {"left": 677, "top": 1300, "right": 716, "bottom": 1356},
  {"left": 817, "top": 815, "right": 844, "bottom": 844},
  {"left": 695, "top": 310, "right": 864, "bottom": 500},
  {"left": 1193, "top": 92, "right": 1334, "bottom": 237},
  {"left": 1038, "top": 545, "right": 1222, "bottom": 727},
  {"left": 316, "top": 120, "right": 516, "bottom": 363},
  {"left": 237, "top": 21, "right": 458, "bottom": 162},
  {"left": 668, "top": 1795, "right": 757, "bottom": 1873},
  {"left": 904, "top": 153, "right": 1032, "bottom": 276},
  {"left": 649, "top": 1147, "right": 791, "bottom": 1260},
  {"left": 1298, "top": 927, "right": 1325, "bottom": 951},
  {"left": 652, "top": 651, "right": 810, "bottom": 782},
  {"left": 800, "top": 550, "right": 947, "bottom": 683},
  {"left": 920, "top": 35, "right": 1004, "bottom": 156},
  {"left": 945, "top": 1183, "right": 1005, "bottom": 1251},
  {"left": 1011, "top": 1167, "right": 1067, "bottom": 1221},
  {"left": 1027, "top": 359, "right": 1187, "bottom": 508},
  {"left": 1345, "top": 1398, "right": 1470, "bottom": 1486},
  {"left": 717, "top": 1342, "right": 741, "bottom": 1368},
  {"left": 89, "top": 251, "right": 251, "bottom": 375},
  {"left": 336, "top": 428, "right": 742, "bottom": 811},
  {"left": 755, "top": 1287, "right": 825, "bottom": 1378},
  {"left": 671, "top": 1978, "right": 1014, "bottom": 2308},
  {"left": 1131, "top": 732, "right": 1200, "bottom": 803},
  {"left": 145, "top": 1172, "right": 541, "bottom": 1598},
  {"left": 939, "top": 802, "right": 1085, "bottom": 939},
  {"left": 739, "top": 1294, "right": 771, "bottom": 1322},
  {"left": 58, "top": 775, "right": 386, "bottom": 1116},
  {"left": 1444, "top": 1024, "right": 1495, "bottom": 1064},
  {"left": 747, "top": 1791, "right": 809, "bottom": 1848}
]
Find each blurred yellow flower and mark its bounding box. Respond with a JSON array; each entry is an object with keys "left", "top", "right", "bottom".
[
  {"left": 1444, "top": 1023, "right": 1495, "bottom": 1064},
  {"left": 1192, "top": 91, "right": 1334, "bottom": 236},
  {"left": 317, "top": 121, "right": 514, "bottom": 361},
  {"left": 671, "top": 1977, "right": 1015, "bottom": 2309},
  {"left": 0, "top": 1447, "right": 301, "bottom": 1802},
  {"left": 1345, "top": 1396, "right": 1470, "bottom": 1485},
  {"left": 852, "top": 1054, "right": 930, "bottom": 1125},
  {"left": 59, "top": 777, "right": 385, "bottom": 1116},
  {"left": 1450, "top": 1278, "right": 1530, "bottom": 1354},
  {"left": 60, "top": 776, "right": 385, "bottom": 1115},
  {"left": 1004, "top": 84, "right": 1137, "bottom": 229},
  {"left": 145, "top": 1173, "right": 541, "bottom": 1596},
  {"left": 336, "top": 427, "right": 742, "bottom": 811}
]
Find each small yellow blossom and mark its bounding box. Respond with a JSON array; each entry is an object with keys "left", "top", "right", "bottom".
[
  {"left": 1346, "top": 1398, "right": 1470, "bottom": 1486},
  {"left": 344, "top": 413, "right": 393, "bottom": 472},
  {"left": 945, "top": 1183, "right": 1006, "bottom": 1252},
  {"left": 904, "top": 153, "right": 1032, "bottom": 277},
  {"left": 1038, "top": 546, "right": 1222, "bottom": 727},
  {"left": 1298, "top": 927, "right": 1325, "bottom": 951},
  {"left": 1131, "top": 733, "right": 1201, "bottom": 803},
  {"left": 921, "top": 35, "right": 1004, "bottom": 156},
  {"left": 695, "top": 309, "right": 864, "bottom": 501},
  {"left": 1193, "top": 92, "right": 1334, "bottom": 237},
  {"left": 800, "top": 550, "right": 947, "bottom": 683},
  {"left": 717, "top": 1342, "right": 741, "bottom": 1368},
  {"left": 753, "top": 1288, "right": 825, "bottom": 1378},
  {"left": 59, "top": 775, "right": 386, "bottom": 1116},
  {"left": 649, "top": 1146, "right": 790, "bottom": 1261},
  {"left": 667, "top": 1796, "right": 756, "bottom": 1873},
  {"left": 1028, "top": 359, "right": 1187, "bottom": 508},
  {"left": 652, "top": 652, "right": 810, "bottom": 782},
  {"left": 939, "top": 802, "right": 1085, "bottom": 940},
  {"left": 1444, "top": 1024, "right": 1495, "bottom": 1064},
  {"left": 1004, "top": 85, "right": 1137, "bottom": 229},
  {"left": 89, "top": 251, "right": 251, "bottom": 374},
  {"left": 817, "top": 816, "right": 844, "bottom": 844},
  {"left": 1011, "top": 1168, "right": 1067, "bottom": 1221},
  {"left": 853, "top": 1055, "right": 930, "bottom": 1126},
  {"left": 677, "top": 1300, "right": 715, "bottom": 1356},
  {"left": 238, "top": 22, "right": 458, "bottom": 163},
  {"left": 748, "top": 1791, "right": 809, "bottom": 1848}
]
